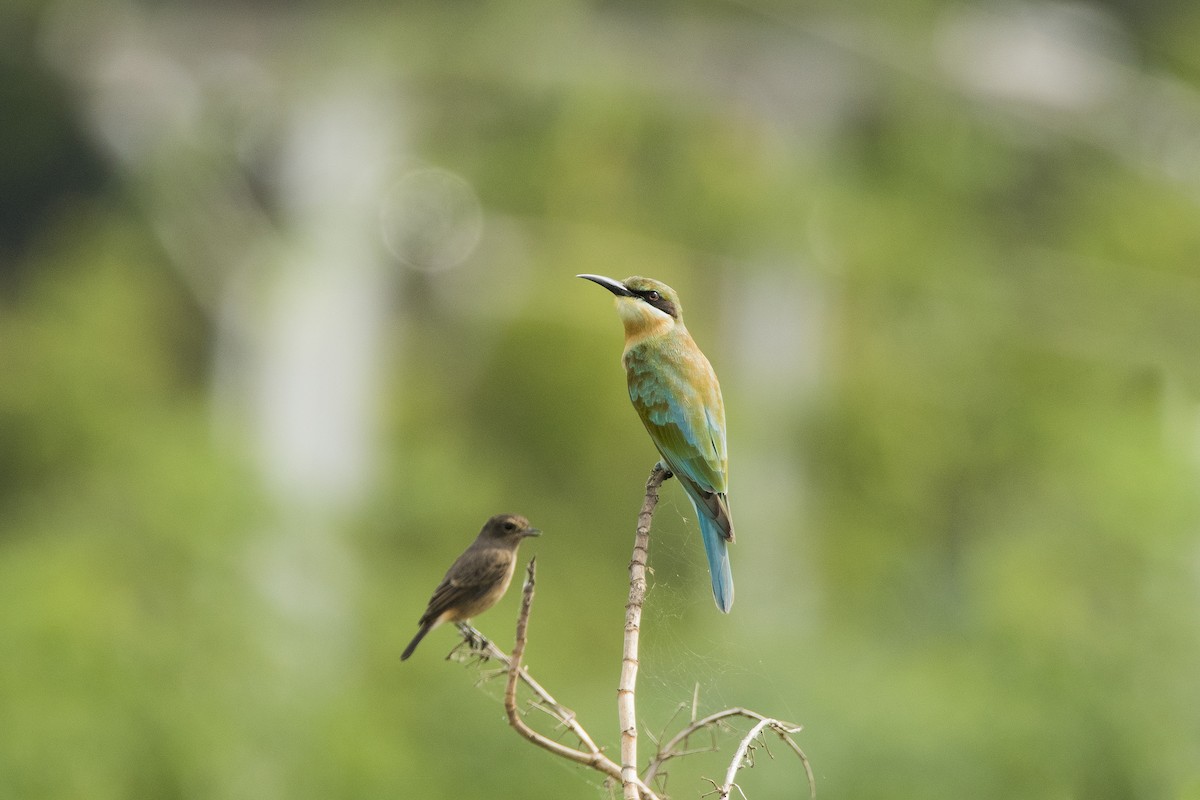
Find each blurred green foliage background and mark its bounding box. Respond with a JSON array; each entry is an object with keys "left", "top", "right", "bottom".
[{"left": 3, "top": 0, "right": 1200, "bottom": 798}]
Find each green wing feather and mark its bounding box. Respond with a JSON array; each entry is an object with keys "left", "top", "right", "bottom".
[
  {"left": 625, "top": 329, "right": 737, "bottom": 607},
  {"left": 625, "top": 336, "right": 729, "bottom": 496}
]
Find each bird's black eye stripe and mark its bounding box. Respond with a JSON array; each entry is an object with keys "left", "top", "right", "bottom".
[{"left": 633, "top": 288, "right": 676, "bottom": 318}]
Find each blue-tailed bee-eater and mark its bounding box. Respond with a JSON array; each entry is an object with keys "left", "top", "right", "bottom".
[{"left": 578, "top": 274, "right": 735, "bottom": 613}]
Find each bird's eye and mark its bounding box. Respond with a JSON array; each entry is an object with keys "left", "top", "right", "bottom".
[
  {"left": 503, "top": 521, "right": 517, "bottom": 532},
  {"left": 646, "top": 291, "right": 661, "bottom": 301}
]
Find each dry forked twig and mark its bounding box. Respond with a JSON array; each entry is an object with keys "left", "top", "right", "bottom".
[
  {"left": 715, "top": 716, "right": 814, "bottom": 800},
  {"left": 451, "top": 621, "right": 600, "bottom": 755},
  {"left": 644, "top": 706, "right": 814, "bottom": 798},
  {"left": 499, "top": 557, "right": 662, "bottom": 800},
  {"left": 644, "top": 707, "right": 756, "bottom": 784}
]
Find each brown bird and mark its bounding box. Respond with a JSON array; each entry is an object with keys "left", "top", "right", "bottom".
[{"left": 401, "top": 513, "right": 541, "bottom": 661}]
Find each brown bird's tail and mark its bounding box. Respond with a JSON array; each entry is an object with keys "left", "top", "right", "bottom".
[{"left": 401, "top": 622, "right": 433, "bottom": 661}]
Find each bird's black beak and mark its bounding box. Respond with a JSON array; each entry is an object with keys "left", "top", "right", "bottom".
[
  {"left": 577, "top": 274, "right": 634, "bottom": 297},
  {"left": 521, "top": 528, "right": 542, "bottom": 538}
]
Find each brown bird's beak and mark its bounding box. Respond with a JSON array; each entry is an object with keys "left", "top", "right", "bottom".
[
  {"left": 520, "top": 528, "right": 542, "bottom": 538},
  {"left": 577, "top": 274, "right": 633, "bottom": 297}
]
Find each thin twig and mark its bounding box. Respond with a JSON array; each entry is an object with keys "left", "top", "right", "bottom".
[
  {"left": 619, "top": 464, "right": 671, "bottom": 799},
  {"left": 463, "top": 627, "right": 603, "bottom": 755},
  {"left": 715, "top": 717, "right": 815, "bottom": 800},
  {"left": 718, "top": 717, "right": 773, "bottom": 798},
  {"left": 644, "top": 707, "right": 815, "bottom": 798},
  {"left": 500, "top": 557, "right": 662, "bottom": 799},
  {"left": 644, "top": 707, "right": 743, "bottom": 784}
]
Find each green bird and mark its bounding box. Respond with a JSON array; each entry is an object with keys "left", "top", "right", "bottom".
[{"left": 579, "top": 274, "right": 735, "bottom": 612}]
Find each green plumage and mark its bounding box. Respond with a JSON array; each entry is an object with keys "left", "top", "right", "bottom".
[{"left": 580, "top": 273, "right": 736, "bottom": 611}]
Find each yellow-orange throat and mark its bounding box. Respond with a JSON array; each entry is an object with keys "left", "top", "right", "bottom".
[{"left": 615, "top": 295, "right": 674, "bottom": 347}]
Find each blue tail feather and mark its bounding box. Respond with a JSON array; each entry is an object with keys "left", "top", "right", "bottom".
[{"left": 696, "top": 507, "right": 734, "bottom": 613}]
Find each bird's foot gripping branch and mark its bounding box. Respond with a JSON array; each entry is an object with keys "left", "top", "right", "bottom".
[
  {"left": 452, "top": 622, "right": 490, "bottom": 654},
  {"left": 440, "top": 465, "right": 815, "bottom": 800}
]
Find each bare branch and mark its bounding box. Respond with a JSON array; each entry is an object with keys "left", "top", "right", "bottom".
[
  {"left": 619, "top": 464, "right": 671, "bottom": 799},
  {"left": 460, "top": 625, "right": 603, "bottom": 756},
  {"left": 714, "top": 716, "right": 815, "bottom": 800},
  {"left": 501, "top": 558, "right": 614, "bottom": 770},
  {"left": 644, "top": 707, "right": 814, "bottom": 798},
  {"left": 495, "top": 557, "right": 662, "bottom": 800}
]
